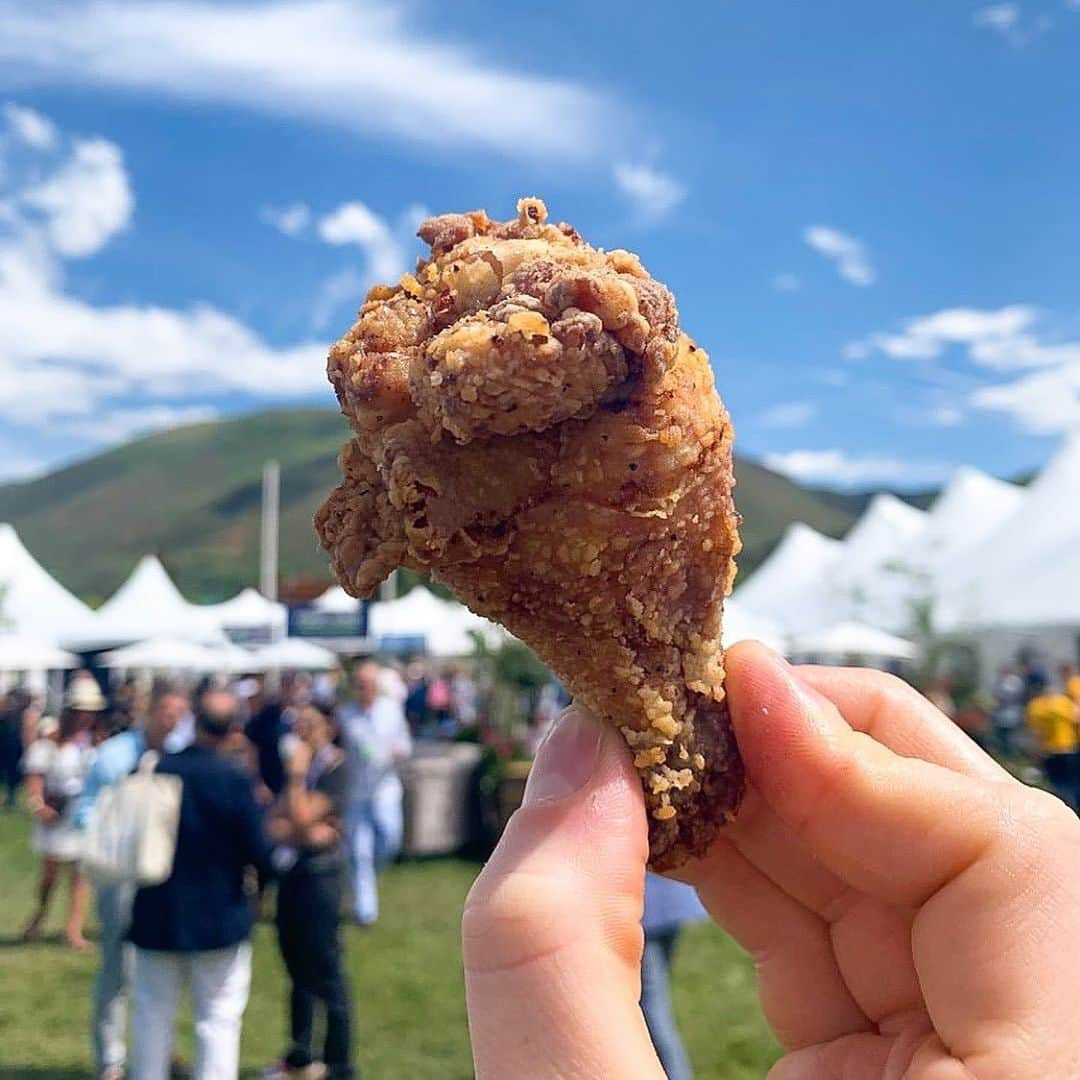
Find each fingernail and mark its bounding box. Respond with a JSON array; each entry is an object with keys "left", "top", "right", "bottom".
[{"left": 523, "top": 708, "right": 603, "bottom": 805}]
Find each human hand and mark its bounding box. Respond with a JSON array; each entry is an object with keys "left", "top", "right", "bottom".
[
  {"left": 462, "top": 642, "right": 1080, "bottom": 1079},
  {"left": 33, "top": 803, "right": 60, "bottom": 825},
  {"left": 287, "top": 740, "right": 313, "bottom": 776},
  {"left": 306, "top": 821, "right": 339, "bottom": 849}
]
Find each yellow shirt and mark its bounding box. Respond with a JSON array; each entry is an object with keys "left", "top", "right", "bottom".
[
  {"left": 1027, "top": 693, "right": 1079, "bottom": 755},
  {"left": 1066, "top": 675, "right": 1080, "bottom": 704}
]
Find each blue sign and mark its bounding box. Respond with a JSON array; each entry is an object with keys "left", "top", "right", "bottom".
[
  {"left": 377, "top": 634, "right": 427, "bottom": 654},
  {"left": 288, "top": 603, "right": 368, "bottom": 639}
]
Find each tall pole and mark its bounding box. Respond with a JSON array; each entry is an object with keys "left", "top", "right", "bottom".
[{"left": 260, "top": 460, "right": 280, "bottom": 601}]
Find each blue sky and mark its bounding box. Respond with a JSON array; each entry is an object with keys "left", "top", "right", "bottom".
[{"left": 0, "top": 0, "right": 1078, "bottom": 488}]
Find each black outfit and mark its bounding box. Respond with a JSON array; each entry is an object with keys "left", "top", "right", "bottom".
[
  {"left": 0, "top": 706, "right": 22, "bottom": 808},
  {"left": 246, "top": 702, "right": 291, "bottom": 796},
  {"left": 275, "top": 754, "right": 355, "bottom": 1079},
  {"left": 129, "top": 744, "right": 270, "bottom": 952}
]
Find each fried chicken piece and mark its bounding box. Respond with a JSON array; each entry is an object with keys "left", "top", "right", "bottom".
[{"left": 315, "top": 198, "right": 743, "bottom": 870}]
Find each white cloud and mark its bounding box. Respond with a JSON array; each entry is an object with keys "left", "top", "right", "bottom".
[
  {"left": 0, "top": 444, "right": 48, "bottom": 482},
  {"left": 2, "top": 102, "right": 56, "bottom": 149},
  {"left": 974, "top": 3, "right": 1022, "bottom": 32},
  {"left": 765, "top": 449, "right": 950, "bottom": 488},
  {"left": 0, "top": 109, "right": 328, "bottom": 435},
  {"left": 67, "top": 404, "right": 220, "bottom": 444},
  {"left": 928, "top": 405, "right": 965, "bottom": 427},
  {"left": 758, "top": 401, "right": 816, "bottom": 429},
  {"left": 772, "top": 272, "right": 801, "bottom": 293},
  {"left": 803, "top": 225, "right": 876, "bottom": 287},
  {"left": 260, "top": 201, "right": 310, "bottom": 237},
  {"left": 850, "top": 306, "right": 1044, "bottom": 367},
  {"left": 973, "top": 4, "right": 1053, "bottom": 45},
  {"left": 612, "top": 162, "right": 685, "bottom": 222},
  {"left": 0, "top": 0, "right": 625, "bottom": 162},
  {"left": 852, "top": 304, "right": 1080, "bottom": 434},
  {"left": 311, "top": 266, "right": 368, "bottom": 332},
  {"left": 973, "top": 367, "right": 1080, "bottom": 433},
  {"left": 317, "top": 200, "right": 414, "bottom": 287},
  {"left": 21, "top": 137, "right": 133, "bottom": 256}
]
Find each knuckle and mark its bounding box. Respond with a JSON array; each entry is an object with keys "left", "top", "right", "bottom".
[
  {"left": 1017, "top": 785, "right": 1080, "bottom": 839},
  {"left": 462, "top": 868, "right": 580, "bottom": 975}
]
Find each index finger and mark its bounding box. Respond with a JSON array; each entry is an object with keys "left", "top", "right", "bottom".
[
  {"left": 724, "top": 642, "right": 1019, "bottom": 908},
  {"left": 794, "top": 664, "right": 1008, "bottom": 781}
]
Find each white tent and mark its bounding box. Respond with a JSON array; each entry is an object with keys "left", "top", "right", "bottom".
[
  {"left": 369, "top": 587, "right": 505, "bottom": 657},
  {"left": 919, "top": 467, "right": 1025, "bottom": 572},
  {"left": 68, "top": 556, "right": 226, "bottom": 650},
  {"left": 0, "top": 634, "right": 78, "bottom": 671},
  {"left": 311, "top": 585, "right": 361, "bottom": 614},
  {"left": 100, "top": 636, "right": 227, "bottom": 671},
  {"left": 722, "top": 599, "right": 788, "bottom": 654},
  {"left": 251, "top": 638, "right": 340, "bottom": 671},
  {"left": 963, "top": 532, "right": 1080, "bottom": 627},
  {"left": 792, "top": 621, "right": 918, "bottom": 661},
  {"left": 733, "top": 523, "right": 845, "bottom": 636},
  {"left": 202, "top": 587, "right": 287, "bottom": 643},
  {"left": 0, "top": 524, "right": 95, "bottom": 644},
  {"left": 937, "top": 433, "right": 1080, "bottom": 630},
  {"left": 833, "top": 494, "right": 929, "bottom": 631}
]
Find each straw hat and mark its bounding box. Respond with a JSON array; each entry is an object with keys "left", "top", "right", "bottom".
[{"left": 64, "top": 677, "right": 107, "bottom": 713}]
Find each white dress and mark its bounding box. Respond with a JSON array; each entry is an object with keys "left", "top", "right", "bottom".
[{"left": 24, "top": 739, "right": 93, "bottom": 861}]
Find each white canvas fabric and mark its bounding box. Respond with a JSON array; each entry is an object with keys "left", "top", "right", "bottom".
[
  {"left": 732, "top": 523, "right": 845, "bottom": 636},
  {"left": 84, "top": 752, "right": 182, "bottom": 887},
  {"left": 0, "top": 524, "right": 95, "bottom": 643}
]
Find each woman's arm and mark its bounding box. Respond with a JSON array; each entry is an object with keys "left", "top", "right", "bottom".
[
  {"left": 24, "top": 773, "right": 58, "bottom": 823},
  {"left": 282, "top": 775, "right": 333, "bottom": 832}
]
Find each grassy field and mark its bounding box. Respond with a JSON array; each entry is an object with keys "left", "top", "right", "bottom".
[{"left": 0, "top": 808, "right": 780, "bottom": 1079}]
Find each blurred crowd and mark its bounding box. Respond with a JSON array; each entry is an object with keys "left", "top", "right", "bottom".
[
  {"left": 7, "top": 646, "right": 1075, "bottom": 1080},
  {"left": 0, "top": 656, "right": 485, "bottom": 1080},
  {"left": 925, "top": 655, "right": 1080, "bottom": 810}
]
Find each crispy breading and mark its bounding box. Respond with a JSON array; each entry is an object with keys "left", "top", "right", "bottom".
[{"left": 315, "top": 197, "right": 743, "bottom": 869}]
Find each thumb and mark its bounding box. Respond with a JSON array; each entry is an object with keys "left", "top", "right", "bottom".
[{"left": 463, "top": 705, "right": 665, "bottom": 1080}]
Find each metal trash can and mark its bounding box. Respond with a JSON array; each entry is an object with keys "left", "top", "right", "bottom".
[{"left": 401, "top": 741, "right": 484, "bottom": 857}]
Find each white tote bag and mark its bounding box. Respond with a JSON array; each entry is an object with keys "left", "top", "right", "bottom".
[{"left": 83, "top": 751, "right": 183, "bottom": 887}]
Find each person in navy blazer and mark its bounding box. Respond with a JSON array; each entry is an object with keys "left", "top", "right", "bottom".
[{"left": 128, "top": 688, "right": 271, "bottom": 1080}]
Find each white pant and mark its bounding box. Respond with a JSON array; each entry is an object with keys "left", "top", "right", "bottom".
[
  {"left": 131, "top": 943, "right": 252, "bottom": 1080},
  {"left": 348, "top": 786, "right": 403, "bottom": 925}
]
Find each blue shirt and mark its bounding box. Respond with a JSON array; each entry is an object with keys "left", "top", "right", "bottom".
[
  {"left": 642, "top": 873, "right": 707, "bottom": 936},
  {"left": 338, "top": 697, "right": 411, "bottom": 802},
  {"left": 72, "top": 728, "right": 147, "bottom": 830}
]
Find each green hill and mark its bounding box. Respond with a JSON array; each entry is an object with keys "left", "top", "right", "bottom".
[{"left": 0, "top": 408, "right": 859, "bottom": 603}]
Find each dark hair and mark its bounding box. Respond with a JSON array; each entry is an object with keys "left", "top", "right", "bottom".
[{"left": 196, "top": 689, "right": 238, "bottom": 737}]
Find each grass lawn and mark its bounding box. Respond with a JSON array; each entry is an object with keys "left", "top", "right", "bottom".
[{"left": 0, "top": 808, "right": 780, "bottom": 1079}]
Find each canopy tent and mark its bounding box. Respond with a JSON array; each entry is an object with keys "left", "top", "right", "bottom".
[
  {"left": 833, "top": 494, "right": 928, "bottom": 632},
  {"left": 721, "top": 599, "right": 788, "bottom": 654},
  {"left": 964, "top": 532, "right": 1080, "bottom": 628},
  {"left": 0, "top": 634, "right": 79, "bottom": 672},
  {"left": 67, "top": 556, "right": 226, "bottom": 651},
  {"left": 732, "top": 523, "right": 845, "bottom": 636},
  {"left": 250, "top": 638, "right": 340, "bottom": 671},
  {"left": 311, "top": 585, "right": 361, "bottom": 614},
  {"left": 202, "top": 587, "right": 287, "bottom": 644},
  {"left": 937, "top": 433, "right": 1080, "bottom": 630},
  {"left": 100, "top": 636, "right": 228, "bottom": 671},
  {"left": 0, "top": 524, "right": 95, "bottom": 644},
  {"left": 918, "top": 467, "right": 1025, "bottom": 573},
  {"left": 791, "top": 621, "right": 918, "bottom": 662},
  {"left": 369, "top": 587, "right": 505, "bottom": 657}
]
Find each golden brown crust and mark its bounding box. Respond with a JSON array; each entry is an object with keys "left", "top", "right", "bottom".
[{"left": 316, "top": 197, "right": 743, "bottom": 868}]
